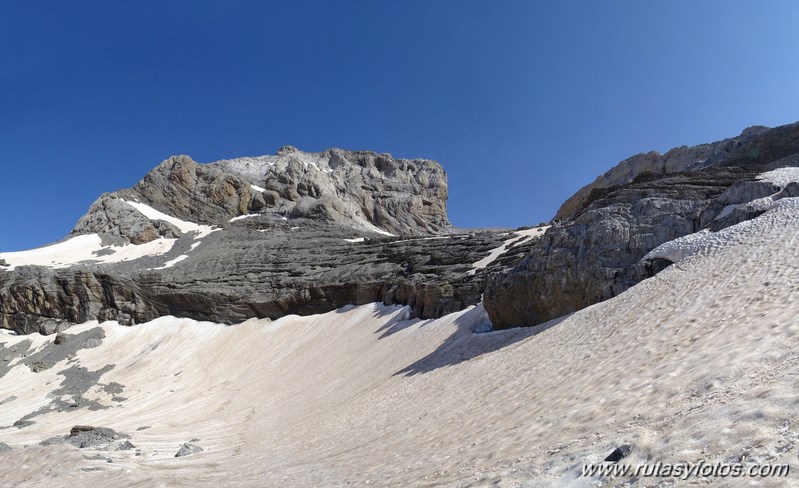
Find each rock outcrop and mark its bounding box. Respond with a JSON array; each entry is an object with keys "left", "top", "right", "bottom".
[
  {"left": 554, "top": 123, "right": 799, "bottom": 221},
  {"left": 41, "top": 426, "right": 130, "bottom": 449},
  {"left": 73, "top": 147, "right": 451, "bottom": 244},
  {"left": 486, "top": 122, "right": 799, "bottom": 329},
  {"left": 484, "top": 168, "right": 756, "bottom": 328},
  {"left": 1, "top": 146, "right": 541, "bottom": 332}
]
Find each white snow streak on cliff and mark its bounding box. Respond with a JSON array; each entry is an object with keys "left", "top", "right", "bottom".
[
  {"left": 121, "top": 200, "right": 216, "bottom": 238},
  {"left": 468, "top": 226, "right": 548, "bottom": 275}
]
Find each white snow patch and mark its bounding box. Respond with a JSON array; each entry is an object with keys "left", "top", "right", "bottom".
[
  {"left": 467, "top": 227, "right": 547, "bottom": 275},
  {"left": 353, "top": 216, "right": 395, "bottom": 237},
  {"left": 390, "top": 236, "right": 450, "bottom": 244},
  {"left": 152, "top": 254, "right": 190, "bottom": 270},
  {"left": 650, "top": 168, "right": 799, "bottom": 262},
  {"left": 344, "top": 237, "right": 365, "bottom": 243},
  {"left": 0, "top": 202, "right": 218, "bottom": 271},
  {"left": 643, "top": 229, "right": 713, "bottom": 263},
  {"left": 291, "top": 150, "right": 335, "bottom": 173},
  {"left": 151, "top": 238, "right": 204, "bottom": 270},
  {"left": 712, "top": 167, "right": 799, "bottom": 223},
  {"left": 229, "top": 214, "right": 258, "bottom": 223},
  {"left": 511, "top": 226, "right": 549, "bottom": 247},
  {"left": 250, "top": 184, "right": 267, "bottom": 193},
  {"left": 121, "top": 200, "right": 216, "bottom": 238},
  {"left": 757, "top": 166, "right": 799, "bottom": 186},
  {"left": 645, "top": 197, "right": 799, "bottom": 263},
  {"left": 0, "top": 234, "right": 176, "bottom": 270}
]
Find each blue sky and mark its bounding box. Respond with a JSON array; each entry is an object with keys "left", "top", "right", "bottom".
[{"left": 1, "top": 1, "right": 798, "bottom": 250}]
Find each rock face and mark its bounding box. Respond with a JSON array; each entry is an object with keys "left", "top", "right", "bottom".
[
  {"left": 1, "top": 146, "right": 540, "bottom": 332},
  {"left": 486, "top": 122, "right": 799, "bottom": 329},
  {"left": 484, "top": 168, "right": 756, "bottom": 328},
  {"left": 554, "top": 123, "right": 799, "bottom": 220},
  {"left": 215, "top": 147, "right": 450, "bottom": 236},
  {"left": 0, "top": 225, "right": 537, "bottom": 329},
  {"left": 73, "top": 147, "right": 451, "bottom": 243}
]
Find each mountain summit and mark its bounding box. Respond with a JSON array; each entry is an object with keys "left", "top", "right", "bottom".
[{"left": 73, "top": 147, "right": 450, "bottom": 244}]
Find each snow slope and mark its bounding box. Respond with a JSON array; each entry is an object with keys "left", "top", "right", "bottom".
[
  {"left": 0, "top": 201, "right": 216, "bottom": 271},
  {"left": 0, "top": 234, "right": 176, "bottom": 270},
  {"left": 1, "top": 201, "right": 799, "bottom": 486}
]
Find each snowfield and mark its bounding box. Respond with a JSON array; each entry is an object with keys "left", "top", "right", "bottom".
[
  {"left": 1, "top": 201, "right": 799, "bottom": 486},
  {"left": 0, "top": 234, "right": 176, "bottom": 270},
  {"left": 0, "top": 201, "right": 216, "bottom": 271}
]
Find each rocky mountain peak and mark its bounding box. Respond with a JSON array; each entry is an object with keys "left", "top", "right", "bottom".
[
  {"left": 72, "top": 147, "right": 451, "bottom": 245},
  {"left": 739, "top": 125, "right": 770, "bottom": 138},
  {"left": 1, "top": 146, "right": 534, "bottom": 331}
]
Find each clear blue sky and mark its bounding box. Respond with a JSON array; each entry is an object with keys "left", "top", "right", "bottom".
[{"left": 1, "top": 1, "right": 798, "bottom": 250}]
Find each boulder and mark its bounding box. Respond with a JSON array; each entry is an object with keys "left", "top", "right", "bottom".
[{"left": 175, "top": 443, "right": 203, "bottom": 457}]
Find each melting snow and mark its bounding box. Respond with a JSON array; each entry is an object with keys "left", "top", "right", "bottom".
[
  {"left": 714, "top": 195, "right": 775, "bottom": 221},
  {"left": 0, "top": 202, "right": 218, "bottom": 271},
  {"left": 229, "top": 214, "right": 258, "bottom": 223},
  {"left": 0, "top": 234, "right": 176, "bottom": 270},
  {"left": 121, "top": 200, "right": 216, "bottom": 238},
  {"left": 467, "top": 227, "right": 547, "bottom": 275},
  {"left": 757, "top": 166, "right": 799, "bottom": 186},
  {"left": 647, "top": 167, "right": 799, "bottom": 263},
  {"left": 152, "top": 254, "right": 190, "bottom": 270},
  {"left": 646, "top": 196, "right": 799, "bottom": 263},
  {"left": 352, "top": 216, "right": 395, "bottom": 237}
]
